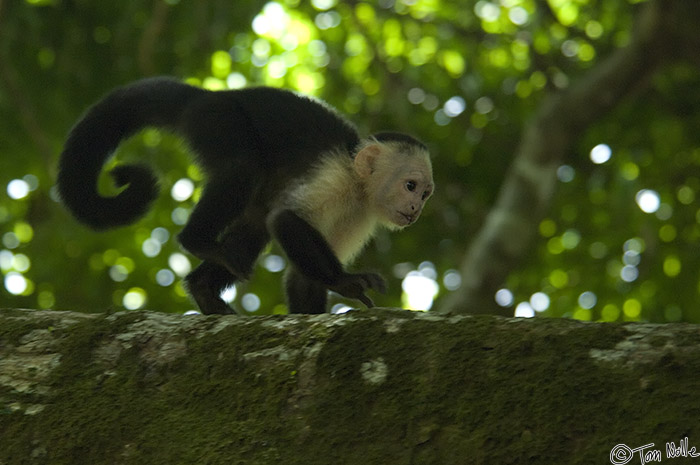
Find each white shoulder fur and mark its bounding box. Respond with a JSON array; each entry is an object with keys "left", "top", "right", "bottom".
[{"left": 285, "top": 151, "right": 379, "bottom": 264}]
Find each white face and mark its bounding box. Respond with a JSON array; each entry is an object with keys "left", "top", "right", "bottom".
[
  {"left": 377, "top": 156, "right": 434, "bottom": 229},
  {"left": 354, "top": 141, "right": 434, "bottom": 230}
]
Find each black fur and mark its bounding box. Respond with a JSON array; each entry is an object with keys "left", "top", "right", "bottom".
[
  {"left": 57, "top": 77, "right": 416, "bottom": 314},
  {"left": 372, "top": 132, "right": 427, "bottom": 150}
]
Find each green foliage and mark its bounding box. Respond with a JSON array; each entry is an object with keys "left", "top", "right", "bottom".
[{"left": 1, "top": 0, "right": 699, "bottom": 322}]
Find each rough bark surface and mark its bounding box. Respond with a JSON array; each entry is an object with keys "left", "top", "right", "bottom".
[{"left": 2, "top": 308, "right": 700, "bottom": 465}]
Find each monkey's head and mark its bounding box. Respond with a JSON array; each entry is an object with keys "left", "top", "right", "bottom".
[{"left": 354, "top": 135, "right": 434, "bottom": 230}]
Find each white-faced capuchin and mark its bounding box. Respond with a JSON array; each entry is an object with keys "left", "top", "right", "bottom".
[{"left": 57, "top": 77, "right": 433, "bottom": 315}]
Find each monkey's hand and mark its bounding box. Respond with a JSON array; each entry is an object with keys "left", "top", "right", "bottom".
[{"left": 328, "top": 272, "right": 387, "bottom": 308}]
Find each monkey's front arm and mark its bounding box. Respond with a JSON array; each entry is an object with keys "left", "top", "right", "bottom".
[{"left": 268, "top": 209, "right": 386, "bottom": 308}]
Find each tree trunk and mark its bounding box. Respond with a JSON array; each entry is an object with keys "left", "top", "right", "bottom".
[
  {"left": 438, "top": 0, "right": 700, "bottom": 315},
  {"left": 2, "top": 308, "right": 700, "bottom": 464}
]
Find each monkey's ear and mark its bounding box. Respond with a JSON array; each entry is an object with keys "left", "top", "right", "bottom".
[{"left": 354, "top": 143, "right": 382, "bottom": 178}]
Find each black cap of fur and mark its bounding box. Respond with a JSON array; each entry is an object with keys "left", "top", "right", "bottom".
[{"left": 372, "top": 132, "right": 427, "bottom": 151}]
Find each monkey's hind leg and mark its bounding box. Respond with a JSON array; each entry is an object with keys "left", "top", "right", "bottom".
[
  {"left": 284, "top": 267, "right": 328, "bottom": 314},
  {"left": 177, "top": 173, "right": 254, "bottom": 275},
  {"left": 184, "top": 261, "right": 237, "bottom": 315},
  {"left": 184, "top": 224, "right": 269, "bottom": 315}
]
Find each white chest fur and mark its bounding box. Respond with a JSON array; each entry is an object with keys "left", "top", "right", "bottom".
[{"left": 286, "top": 153, "right": 379, "bottom": 264}]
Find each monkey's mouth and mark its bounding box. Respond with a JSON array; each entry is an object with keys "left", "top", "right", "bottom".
[{"left": 397, "top": 211, "right": 417, "bottom": 226}]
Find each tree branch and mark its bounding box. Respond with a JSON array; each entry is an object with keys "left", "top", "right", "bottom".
[
  {"left": 438, "top": 0, "right": 700, "bottom": 315},
  {"left": 138, "top": 0, "right": 170, "bottom": 76},
  {"left": 2, "top": 308, "right": 700, "bottom": 463}
]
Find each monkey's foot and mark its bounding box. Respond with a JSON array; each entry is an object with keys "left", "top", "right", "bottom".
[
  {"left": 184, "top": 275, "right": 236, "bottom": 315},
  {"left": 328, "top": 272, "right": 387, "bottom": 308}
]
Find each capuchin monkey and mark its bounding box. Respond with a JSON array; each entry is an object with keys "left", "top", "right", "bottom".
[{"left": 57, "top": 77, "right": 433, "bottom": 315}]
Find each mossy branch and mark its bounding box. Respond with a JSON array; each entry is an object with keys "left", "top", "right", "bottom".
[{"left": 2, "top": 308, "right": 700, "bottom": 464}]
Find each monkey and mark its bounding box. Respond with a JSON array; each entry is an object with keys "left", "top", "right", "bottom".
[{"left": 57, "top": 77, "right": 433, "bottom": 315}]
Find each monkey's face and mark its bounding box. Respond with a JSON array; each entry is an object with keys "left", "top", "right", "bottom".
[
  {"left": 379, "top": 160, "right": 434, "bottom": 229},
  {"left": 354, "top": 142, "right": 434, "bottom": 230},
  {"left": 367, "top": 156, "right": 433, "bottom": 230}
]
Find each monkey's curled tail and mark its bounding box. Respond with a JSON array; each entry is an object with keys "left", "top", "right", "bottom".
[{"left": 57, "top": 77, "right": 205, "bottom": 230}]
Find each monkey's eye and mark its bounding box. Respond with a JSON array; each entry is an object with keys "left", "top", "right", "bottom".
[
  {"left": 406, "top": 181, "right": 417, "bottom": 192},
  {"left": 422, "top": 190, "right": 431, "bottom": 201}
]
